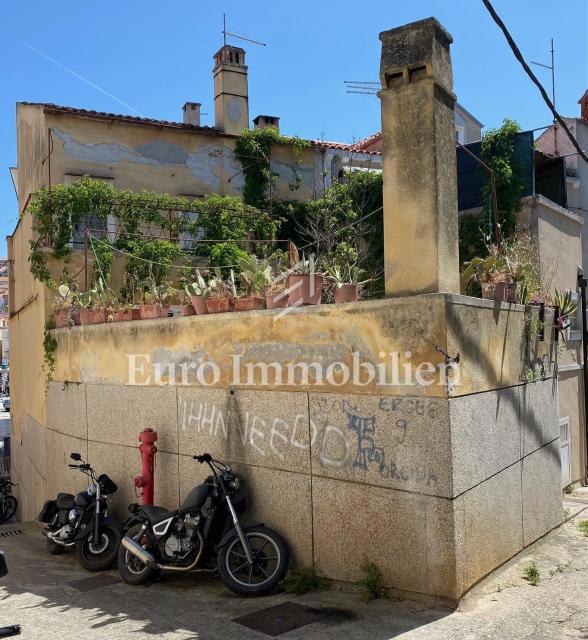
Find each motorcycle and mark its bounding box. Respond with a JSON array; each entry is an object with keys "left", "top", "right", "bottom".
[
  {"left": 119, "top": 453, "right": 289, "bottom": 596},
  {"left": 38, "top": 453, "right": 122, "bottom": 571},
  {"left": 0, "top": 480, "right": 17, "bottom": 524}
]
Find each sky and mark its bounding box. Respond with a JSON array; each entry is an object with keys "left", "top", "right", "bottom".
[{"left": 0, "top": 0, "right": 587, "bottom": 246}]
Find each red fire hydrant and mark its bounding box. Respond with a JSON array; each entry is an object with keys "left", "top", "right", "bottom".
[{"left": 134, "top": 428, "right": 158, "bottom": 505}]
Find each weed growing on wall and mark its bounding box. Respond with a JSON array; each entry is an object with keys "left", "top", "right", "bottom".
[
  {"left": 283, "top": 565, "right": 330, "bottom": 595},
  {"left": 357, "top": 561, "right": 387, "bottom": 602}
]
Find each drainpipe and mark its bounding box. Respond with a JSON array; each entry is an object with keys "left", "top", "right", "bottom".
[{"left": 578, "top": 270, "right": 588, "bottom": 485}]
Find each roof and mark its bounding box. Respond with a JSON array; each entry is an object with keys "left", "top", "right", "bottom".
[
  {"left": 19, "top": 102, "right": 223, "bottom": 134},
  {"left": 455, "top": 102, "right": 484, "bottom": 128},
  {"left": 310, "top": 138, "right": 382, "bottom": 155},
  {"left": 19, "top": 102, "right": 383, "bottom": 155}
]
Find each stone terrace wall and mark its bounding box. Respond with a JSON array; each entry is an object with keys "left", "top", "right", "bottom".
[{"left": 13, "top": 293, "right": 562, "bottom": 601}]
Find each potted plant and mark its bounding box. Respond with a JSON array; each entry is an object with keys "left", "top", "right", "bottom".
[
  {"left": 138, "top": 277, "right": 171, "bottom": 319},
  {"left": 265, "top": 280, "right": 289, "bottom": 309},
  {"left": 553, "top": 289, "right": 578, "bottom": 336},
  {"left": 185, "top": 271, "right": 210, "bottom": 316},
  {"left": 206, "top": 272, "right": 234, "bottom": 314},
  {"left": 287, "top": 254, "right": 324, "bottom": 306},
  {"left": 235, "top": 255, "right": 271, "bottom": 311},
  {"left": 111, "top": 302, "right": 135, "bottom": 322},
  {"left": 76, "top": 290, "right": 106, "bottom": 325},
  {"left": 52, "top": 284, "right": 75, "bottom": 328},
  {"left": 325, "top": 263, "right": 370, "bottom": 303},
  {"left": 176, "top": 286, "right": 196, "bottom": 316}
]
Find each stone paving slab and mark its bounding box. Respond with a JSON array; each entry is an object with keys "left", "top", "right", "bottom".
[{"left": 0, "top": 504, "right": 585, "bottom": 639}]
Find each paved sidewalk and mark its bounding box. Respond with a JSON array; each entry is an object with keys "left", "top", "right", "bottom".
[{"left": 0, "top": 501, "right": 586, "bottom": 639}]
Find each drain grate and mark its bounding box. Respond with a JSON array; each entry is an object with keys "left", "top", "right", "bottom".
[
  {"left": 233, "top": 601, "right": 353, "bottom": 637},
  {"left": 69, "top": 574, "right": 121, "bottom": 592},
  {"left": 0, "top": 529, "right": 23, "bottom": 538}
]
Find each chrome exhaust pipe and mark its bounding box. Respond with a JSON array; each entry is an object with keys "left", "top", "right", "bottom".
[
  {"left": 46, "top": 531, "right": 75, "bottom": 547},
  {"left": 121, "top": 536, "right": 158, "bottom": 569}
]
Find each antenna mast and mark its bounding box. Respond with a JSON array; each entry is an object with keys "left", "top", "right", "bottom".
[{"left": 222, "top": 13, "right": 267, "bottom": 47}]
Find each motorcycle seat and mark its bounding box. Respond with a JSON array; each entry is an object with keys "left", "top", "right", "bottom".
[
  {"left": 140, "top": 505, "right": 171, "bottom": 524},
  {"left": 56, "top": 493, "right": 75, "bottom": 510}
]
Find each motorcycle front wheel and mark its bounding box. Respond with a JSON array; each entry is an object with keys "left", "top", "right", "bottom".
[
  {"left": 217, "top": 525, "right": 288, "bottom": 596},
  {"left": 76, "top": 523, "right": 121, "bottom": 571},
  {"left": 117, "top": 524, "right": 158, "bottom": 586}
]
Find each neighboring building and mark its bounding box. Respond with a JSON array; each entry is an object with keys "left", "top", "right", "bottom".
[
  {"left": 350, "top": 102, "right": 484, "bottom": 155},
  {"left": 536, "top": 92, "right": 588, "bottom": 271},
  {"left": 457, "top": 130, "right": 585, "bottom": 487}
]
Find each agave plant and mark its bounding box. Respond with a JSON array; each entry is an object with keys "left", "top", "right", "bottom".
[{"left": 553, "top": 289, "right": 578, "bottom": 332}]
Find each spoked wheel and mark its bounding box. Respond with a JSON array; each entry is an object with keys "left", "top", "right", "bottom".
[
  {"left": 0, "top": 496, "right": 17, "bottom": 523},
  {"left": 117, "top": 525, "right": 158, "bottom": 586},
  {"left": 76, "top": 524, "right": 121, "bottom": 571},
  {"left": 218, "top": 525, "right": 288, "bottom": 596}
]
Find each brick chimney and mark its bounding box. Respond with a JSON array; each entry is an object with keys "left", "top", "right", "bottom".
[
  {"left": 213, "top": 45, "right": 249, "bottom": 135},
  {"left": 182, "top": 102, "right": 201, "bottom": 126},
  {"left": 579, "top": 90, "right": 588, "bottom": 120},
  {"left": 253, "top": 115, "right": 280, "bottom": 132}
]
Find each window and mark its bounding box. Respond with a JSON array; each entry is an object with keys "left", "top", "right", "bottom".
[
  {"left": 64, "top": 175, "right": 114, "bottom": 248},
  {"left": 565, "top": 290, "right": 582, "bottom": 342},
  {"left": 559, "top": 416, "right": 572, "bottom": 487}
]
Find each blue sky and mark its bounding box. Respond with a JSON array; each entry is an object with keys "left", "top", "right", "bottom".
[{"left": 1, "top": 0, "right": 587, "bottom": 245}]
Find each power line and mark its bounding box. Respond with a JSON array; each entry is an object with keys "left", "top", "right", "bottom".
[{"left": 481, "top": 0, "right": 588, "bottom": 165}]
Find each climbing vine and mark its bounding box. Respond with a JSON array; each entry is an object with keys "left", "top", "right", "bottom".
[
  {"left": 481, "top": 118, "right": 526, "bottom": 240},
  {"left": 234, "top": 127, "right": 310, "bottom": 208},
  {"left": 27, "top": 177, "right": 276, "bottom": 285},
  {"left": 43, "top": 319, "right": 58, "bottom": 383}
]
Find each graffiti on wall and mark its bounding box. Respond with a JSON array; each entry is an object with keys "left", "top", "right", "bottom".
[{"left": 178, "top": 394, "right": 439, "bottom": 487}]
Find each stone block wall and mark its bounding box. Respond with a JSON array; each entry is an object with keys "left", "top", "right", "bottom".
[{"left": 32, "top": 375, "right": 561, "bottom": 601}]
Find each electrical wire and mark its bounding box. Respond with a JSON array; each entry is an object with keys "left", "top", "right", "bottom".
[{"left": 481, "top": 0, "right": 588, "bottom": 164}]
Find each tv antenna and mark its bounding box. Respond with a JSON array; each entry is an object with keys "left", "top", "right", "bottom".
[
  {"left": 344, "top": 80, "right": 379, "bottom": 96},
  {"left": 531, "top": 38, "right": 556, "bottom": 112},
  {"left": 222, "top": 13, "right": 266, "bottom": 47}
]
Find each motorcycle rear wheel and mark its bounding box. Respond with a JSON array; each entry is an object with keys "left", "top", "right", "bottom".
[
  {"left": 117, "top": 525, "right": 158, "bottom": 586},
  {"left": 218, "top": 525, "right": 288, "bottom": 596},
  {"left": 76, "top": 524, "right": 121, "bottom": 571},
  {"left": 0, "top": 496, "right": 17, "bottom": 523}
]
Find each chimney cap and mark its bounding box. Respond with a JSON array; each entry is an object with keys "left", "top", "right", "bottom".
[
  {"left": 183, "top": 101, "right": 201, "bottom": 111},
  {"left": 253, "top": 114, "right": 280, "bottom": 125}
]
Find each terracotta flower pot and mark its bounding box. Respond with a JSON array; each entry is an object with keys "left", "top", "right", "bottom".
[
  {"left": 234, "top": 296, "right": 265, "bottom": 312},
  {"left": 493, "top": 282, "right": 516, "bottom": 304},
  {"left": 481, "top": 283, "right": 494, "bottom": 300},
  {"left": 79, "top": 309, "right": 105, "bottom": 325},
  {"left": 206, "top": 297, "right": 231, "bottom": 314},
  {"left": 139, "top": 304, "right": 160, "bottom": 320},
  {"left": 265, "top": 290, "right": 289, "bottom": 309},
  {"left": 190, "top": 295, "right": 209, "bottom": 315},
  {"left": 55, "top": 309, "right": 70, "bottom": 328},
  {"left": 287, "top": 274, "right": 324, "bottom": 306},
  {"left": 334, "top": 283, "right": 359, "bottom": 303},
  {"left": 112, "top": 310, "right": 134, "bottom": 322},
  {"left": 158, "top": 305, "right": 170, "bottom": 318},
  {"left": 180, "top": 304, "right": 196, "bottom": 316}
]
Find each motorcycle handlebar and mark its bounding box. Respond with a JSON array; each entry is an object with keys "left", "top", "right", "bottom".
[{"left": 193, "top": 453, "right": 212, "bottom": 464}]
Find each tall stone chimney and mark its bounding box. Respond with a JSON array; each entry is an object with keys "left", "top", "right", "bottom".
[
  {"left": 579, "top": 90, "right": 588, "bottom": 120},
  {"left": 378, "top": 17, "right": 459, "bottom": 296},
  {"left": 213, "top": 45, "right": 249, "bottom": 135},
  {"left": 182, "top": 102, "right": 201, "bottom": 126}
]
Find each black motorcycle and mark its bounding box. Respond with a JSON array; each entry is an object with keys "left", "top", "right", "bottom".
[
  {"left": 119, "top": 453, "right": 289, "bottom": 596},
  {"left": 38, "top": 453, "right": 122, "bottom": 571}
]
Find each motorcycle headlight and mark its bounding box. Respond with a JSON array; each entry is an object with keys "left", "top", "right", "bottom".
[{"left": 230, "top": 477, "right": 241, "bottom": 490}]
